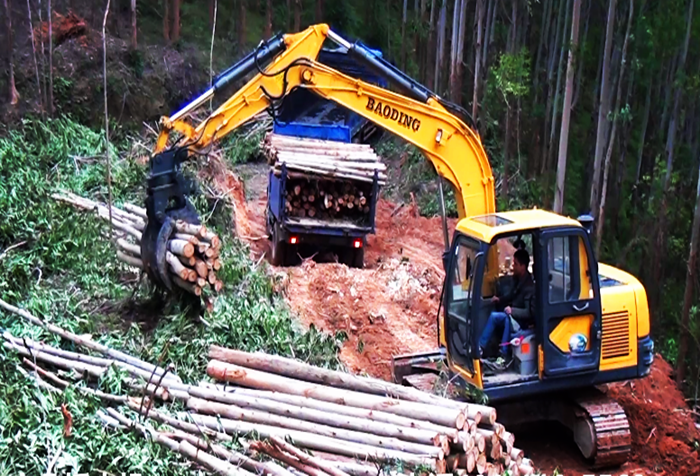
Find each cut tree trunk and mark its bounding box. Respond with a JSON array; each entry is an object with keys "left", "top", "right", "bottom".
[
  {"left": 187, "top": 386, "right": 445, "bottom": 446},
  {"left": 171, "top": 0, "right": 180, "bottom": 42},
  {"left": 184, "top": 413, "right": 440, "bottom": 468},
  {"left": 163, "top": 0, "right": 170, "bottom": 41},
  {"left": 186, "top": 397, "right": 445, "bottom": 456},
  {"left": 207, "top": 360, "right": 466, "bottom": 429}
]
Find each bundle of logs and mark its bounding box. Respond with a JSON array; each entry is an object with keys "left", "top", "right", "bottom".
[
  {"left": 2, "top": 297, "right": 536, "bottom": 476},
  {"left": 283, "top": 177, "right": 372, "bottom": 221},
  {"left": 262, "top": 133, "right": 388, "bottom": 186},
  {"left": 53, "top": 191, "right": 223, "bottom": 297}
]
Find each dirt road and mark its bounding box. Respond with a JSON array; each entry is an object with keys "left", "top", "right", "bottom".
[{"left": 208, "top": 158, "right": 700, "bottom": 476}]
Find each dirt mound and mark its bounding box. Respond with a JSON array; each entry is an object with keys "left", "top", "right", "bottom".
[
  {"left": 35, "top": 11, "right": 89, "bottom": 47},
  {"left": 607, "top": 356, "right": 700, "bottom": 476},
  {"left": 282, "top": 257, "right": 443, "bottom": 380}
]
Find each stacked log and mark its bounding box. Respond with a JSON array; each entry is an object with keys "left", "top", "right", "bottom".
[
  {"left": 282, "top": 177, "right": 372, "bottom": 222},
  {"left": 135, "top": 346, "right": 535, "bottom": 476},
  {"left": 52, "top": 191, "right": 223, "bottom": 297},
  {"left": 262, "top": 133, "right": 387, "bottom": 186},
  {"left": 2, "top": 299, "right": 537, "bottom": 476}
]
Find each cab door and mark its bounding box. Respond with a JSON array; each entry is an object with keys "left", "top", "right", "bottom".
[
  {"left": 537, "top": 228, "right": 602, "bottom": 377},
  {"left": 443, "top": 235, "right": 485, "bottom": 376}
]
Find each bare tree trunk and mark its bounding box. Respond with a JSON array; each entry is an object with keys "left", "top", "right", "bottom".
[
  {"left": 401, "top": 0, "right": 408, "bottom": 70},
  {"left": 572, "top": 0, "right": 590, "bottom": 109},
  {"left": 472, "top": 0, "right": 485, "bottom": 125},
  {"left": 533, "top": 0, "right": 553, "bottom": 96},
  {"left": 171, "top": 0, "right": 180, "bottom": 42},
  {"left": 653, "top": 0, "right": 693, "bottom": 319},
  {"left": 102, "top": 0, "right": 114, "bottom": 233},
  {"left": 589, "top": 0, "right": 616, "bottom": 218},
  {"left": 595, "top": 0, "right": 633, "bottom": 255},
  {"left": 449, "top": 0, "right": 466, "bottom": 103},
  {"left": 541, "top": 0, "right": 565, "bottom": 174},
  {"left": 553, "top": 0, "right": 581, "bottom": 214},
  {"left": 209, "top": 0, "right": 218, "bottom": 110},
  {"left": 238, "top": 0, "right": 246, "bottom": 49},
  {"left": 48, "top": 0, "right": 53, "bottom": 115},
  {"left": 294, "top": 0, "right": 301, "bottom": 31},
  {"left": 633, "top": 80, "right": 652, "bottom": 207},
  {"left": 546, "top": 0, "right": 572, "bottom": 175},
  {"left": 315, "top": 0, "right": 322, "bottom": 22},
  {"left": 4, "top": 0, "right": 19, "bottom": 106},
  {"left": 434, "top": 0, "right": 447, "bottom": 94},
  {"left": 37, "top": 0, "right": 48, "bottom": 111},
  {"left": 677, "top": 156, "right": 700, "bottom": 385},
  {"left": 130, "top": 0, "right": 137, "bottom": 49},
  {"left": 163, "top": 0, "right": 170, "bottom": 42},
  {"left": 265, "top": 0, "right": 272, "bottom": 38},
  {"left": 26, "top": 0, "right": 43, "bottom": 113},
  {"left": 425, "top": 0, "right": 437, "bottom": 90}
]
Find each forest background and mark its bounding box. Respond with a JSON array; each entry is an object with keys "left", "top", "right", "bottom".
[{"left": 2, "top": 0, "right": 700, "bottom": 396}]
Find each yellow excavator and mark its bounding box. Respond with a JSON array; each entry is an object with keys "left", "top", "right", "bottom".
[{"left": 147, "top": 24, "right": 654, "bottom": 469}]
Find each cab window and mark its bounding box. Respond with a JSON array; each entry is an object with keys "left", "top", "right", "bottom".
[
  {"left": 548, "top": 236, "right": 581, "bottom": 302},
  {"left": 448, "top": 237, "right": 481, "bottom": 313}
]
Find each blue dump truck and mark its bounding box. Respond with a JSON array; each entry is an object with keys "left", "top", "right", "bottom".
[{"left": 264, "top": 45, "right": 388, "bottom": 268}]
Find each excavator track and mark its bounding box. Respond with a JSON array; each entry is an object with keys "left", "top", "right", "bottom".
[{"left": 573, "top": 392, "right": 631, "bottom": 468}]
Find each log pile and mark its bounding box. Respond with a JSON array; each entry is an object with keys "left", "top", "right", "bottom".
[
  {"left": 2, "top": 298, "right": 536, "bottom": 476},
  {"left": 52, "top": 191, "right": 223, "bottom": 297},
  {"left": 262, "top": 133, "right": 387, "bottom": 186},
  {"left": 282, "top": 177, "right": 372, "bottom": 222}
]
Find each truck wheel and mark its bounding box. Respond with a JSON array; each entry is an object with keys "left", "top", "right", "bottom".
[
  {"left": 269, "top": 226, "right": 286, "bottom": 266},
  {"left": 349, "top": 247, "right": 364, "bottom": 269}
]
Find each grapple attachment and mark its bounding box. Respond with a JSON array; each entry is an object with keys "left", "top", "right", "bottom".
[{"left": 141, "top": 147, "right": 201, "bottom": 291}]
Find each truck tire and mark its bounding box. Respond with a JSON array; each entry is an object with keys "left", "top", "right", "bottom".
[
  {"left": 349, "top": 247, "right": 364, "bottom": 269},
  {"left": 269, "top": 225, "right": 286, "bottom": 266}
]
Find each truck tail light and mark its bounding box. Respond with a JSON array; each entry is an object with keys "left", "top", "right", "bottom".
[
  {"left": 353, "top": 239, "right": 362, "bottom": 248},
  {"left": 289, "top": 236, "right": 298, "bottom": 244}
]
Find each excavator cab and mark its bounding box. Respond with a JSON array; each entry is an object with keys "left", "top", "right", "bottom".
[{"left": 440, "top": 212, "right": 604, "bottom": 392}]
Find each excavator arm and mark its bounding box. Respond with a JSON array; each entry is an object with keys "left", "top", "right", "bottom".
[{"left": 145, "top": 24, "right": 495, "bottom": 289}]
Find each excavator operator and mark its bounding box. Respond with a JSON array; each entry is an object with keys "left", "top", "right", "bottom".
[{"left": 478, "top": 248, "right": 535, "bottom": 369}]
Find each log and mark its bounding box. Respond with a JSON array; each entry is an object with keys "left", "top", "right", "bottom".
[
  {"left": 510, "top": 447, "right": 525, "bottom": 465},
  {"left": 186, "top": 385, "right": 443, "bottom": 446},
  {"left": 270, "top": 437, "right": 351, "bottom": 476},
  {"left": 213, "top": 259, "right": 222, "bottom": 271},
  {"left": 179, "top": 255, "right": 197, "bottom": 267},
  {"left": 111, "top": 220, "right": 143, "bottom": 241},
  {"left": 4, "top": 340, "right": 107, "bottom": 378},
  {"left": 173, "top": 233, "right": 201, "bottom": 245},
  {"left": 206, "top": 360, "right": 466, "bottom": 429},
  {"left": 117, "top": 250, "right": 143, "bottom": 269},
  {"left": 186, "top": 398, "right": 443, "bottom": 456},
  {"left": 169, "top": 239, "right": 195, "bottom": 258},
  {"left": 201, "top": 383, "right": 460, "bottom": 437},
  {"left": 3, "top": 333, "right": 181, "bottom": 384},
  {"left": 476, "top": 453, "right": 487, "bottom": 474},
  {"left": 180, "top": 439, "right": 255, "bottom": 476},
  {"left": 195, "top": 259, "right": 209, "bottom": 278},
  {"left": 166, "top": 251, "right": 190, "bottom": 280},
  {"left": 0, "top": 298, "right": 177, "bottom": 381},
  {"left": 187, "top": 269, "right": 198, "bottom": 283},
  {"left": 175, "top": 220, "right": 205, "bottom": 236},
  {"left": 172, "top": 276, "right": 202, "bottom": 296},
  {"left": 183, "top": 413, "right": 438, "bottom": 469},
  {"left": 320, "top": 461, "right": 379, "bottom": 476},
  {"left": 123, "top": 203, "right": 147, "bottom": 218},
  {"left": 206, "top": 346, "right": 493, "bottom": 418},
  {"left": 126, "top": 398, "right": 232, "bottom": 442},
  {"left": 251, "top": 441, "right": 330, "bottom": 476},
  {"left": 208, "top": 271, "right": 217, "bottom": 285},
  {"left": 170, "top": 430, "right": 295, "bottom": 476},
  {"left": 116, "top": 238, "right": 141, "bottom": 257}
]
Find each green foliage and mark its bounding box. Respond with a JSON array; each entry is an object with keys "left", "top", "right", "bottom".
[
  {"left": 0, "top": 117, "right": 342, "bottom": 473},
  {"left": 491, "top": 48, "right": 532, "bottom": 107}
]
